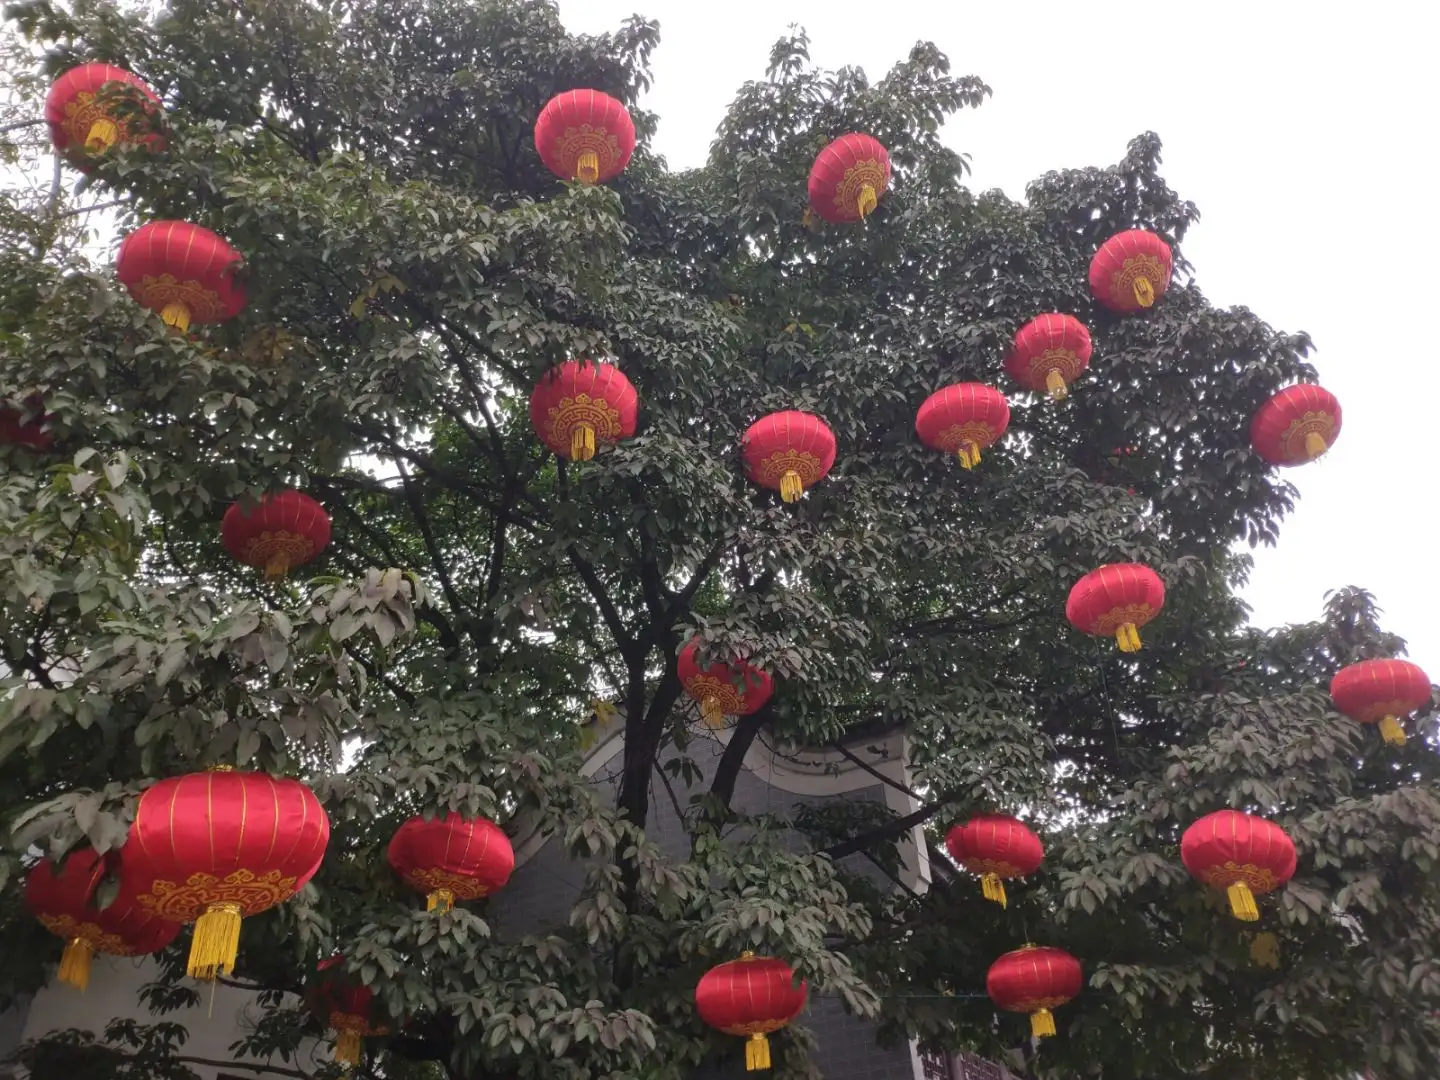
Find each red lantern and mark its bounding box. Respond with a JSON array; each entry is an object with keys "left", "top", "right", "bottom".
[
  {"left": 1088, "top": 229, "right": 1173, "bottom": 313},
  {"left": 915, "top": 384, "right": 1010, "bottom": 470},
  {"left": 534, "top": 89, "right": 636, "bottom": 184},
  {"left": 119, "top": 769, "right": 330, "bottom": 979},
  {"left": 944, "top": 815, "right": 1043, "bottom": 907},
  {"left": 387, "top": 814, "right": 515, "bottom": 913},
  {"left": 1181, "top": 810, "right": 1296, "bottom": 922},
  {"left": 696, "top": 952, "right": 807, "bottom": 1071},
  {"left": 986, "top": 945, "right": 1082, "bottom": 1039},
  {"left": 677, "top": 639, "right": 775, "bottom": 729},
  {"left": 45, "top": 63, "right": 164, "bottom": 167},
  {"left": 0, "top": 397, "right": 53, "bottom": 450},
  {"left": 1065, "top": 563, "right": 1166, "bottom": 653},
  {"left": 1330, "top": 659, "right": 1432, "bottom": 747},
  {"left": 310, "top": 955, "right": 386, "bottom": 1067},
  {"left": 1250, "top": 385, "right": 1341, "bottom": 467},
  {"left": 1006, "top": 314, "right": 1092, "bottom": 401},
  {"left": 221, "top": 489, "right": 332, "bottom": 580},
  {"left": 25, "top": 848, "right": 180, "bottom": 991},
  {"left": 114, "top": 221, "right": 246, "bottom": 333},
  {"left": 528, "top": 360, "right": 639, "bottom": 462},
  {"left": 741, "top": 411, "right": 837, "bottom": 503},
  {"left": 807, "top": 134, "right": 891, "bottom": 224}
]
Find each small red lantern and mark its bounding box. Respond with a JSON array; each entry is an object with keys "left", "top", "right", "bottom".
[
  {"left": 387, "top": 814, "right": 515, "bottom": 913},
  {"left": 1065, "top": 563, "right": 1166, "bottom": 653},
  {"left": 528, "top": 360, "right": 639, "bottom": 462},
  {"left": 1330, "top": 659, "right": 1432, "bottom": 747},
  {"left": 114, "top": 220, "right": 246, "bottom": 333},
  {"left": 915, "top": 384, "right": 1010, "bottom": 470},
  {"left": 1088, "top": 229, "right": 1173, "bottom": 313},
  {"left": 534, "top": 89, "right": 636, "bottom": 184},
  {"left": 221, "top": 489, "right": 332, "bottom": 580},
  {"left": 741, "top": 411, "right": 837, "bottom": 503},
  {"left": 119, "top": 769, "right": 330, "bottom": 980},
  {"left": 677, "top": 639, "right": 775, "bottom": 728},
  {"left": 944, "top": 815, "right": 1043, "bottom": 907},
  {"left": 25, "top": 848, "right": 180, "bottom": 991},
  {"left": 986, "top": 945, "right": 1082, "bottom": 1038},
  {"left": 0, "top": 397, "right": 53, "bottom": 450},
  {"left": 696, "top": 952, "right": 807, "bottom": 1071},
  {"left": 1250, "top": 385, "right": 1341, "bottom": 467},
  {"left": 1181, "top": 810, "right": 1296, "bottom": 922},
  {"left": 1005, "top": 314, "right": 1093, "bottom": 401},
  {"left": 310, "top": 955, "right": 386, "bottom": 1067},
  {"left": 45, "top": 63, "right": 164, "bottom": 168},
  {"left": 807, "top": 134, "right": 891, "bottom": 224}
]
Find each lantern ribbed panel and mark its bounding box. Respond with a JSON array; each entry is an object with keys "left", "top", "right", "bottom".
[
  {"left": 534, "top": 89, "right": 636, "bottom": 183},
  {"left": 945, "top": 815, "right": 1044, "bottom": 878},
  {"left": 1088, "top": 230, "right": 1173, "bottom": 313},
  {"left": 696, "top": 953, "right": 808, "bottom": 1069},
  {"left": 807, "top": 134, "right": 891, "bottom": 223},
  {"left": 45, "top": 63, "right": 164, "bottom": 167},
  {"left": 1181, "top": 810, "right": 1296, "bottom": 921},
  {"left": 221, "top": 490, "right": 332, "bottom": 578},
  {"left": 115, "top": 221, "right": 246, "bottom": 328},
  {"left": 1005, "top": 314, "right": 1093, "bottom": 399},
  {"left": 915, "top": 384, "right": 1010, "bottom": 468},
  {"left": 387, "top": 814, "right": 515, "bottom": 905},
  {"left": 677, "top": 639, "right": 774, "bottom": 727},
  {"left": 1065, "top": 563, "right": 1166, "bottom": 652},
  {"left": 1250, "top": 385, "right": 1342, "bottom": 467},
  {"left": 1330, "top": 659, "right": 1432, "bottom": 727},
  {"left": 528, "top": 360, "right": 639, "bottom": 460},
  {"left": 741, "top": 411, "right": 837, "bottom": 501},
  {"left": 986, "top": 946, "right": 1082, "bottom": 1038}
]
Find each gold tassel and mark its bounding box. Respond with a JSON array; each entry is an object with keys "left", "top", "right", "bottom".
[
  {"left": 85, "top": 117, "right": 119, "bottom": 152},
  {"left": 264, "top": 552, "right": 291, "bottom": 580},
  {"left": 161, "top": 302, "right": 192, "bottom": 334},
  {"left": 427, "top": 888, "right": 455, "bottom": 913},
  {"left": 1133, "top": 276, "right": 1155, "bottom": 308},
  {"left": 1044, "top": 368, "right": 1068, "bottom": 400},
  {"left": 779, "top": 470, "right": 803, "bottom": 503},
  {"left": 957, "top": 444, "right": 979, "bottom": 470},
  {"left": 58, "top": 937, "right": 95, "bottom": 991},
  {"left": 980, "top": 873, "right": 1008, "bottom": 907},
  {"left": 1030, "top": 1008, "right": 1056, "bottom": 1038},
  {"left": 1304, "top": 431, "right": 1328, "bottom": 459},
  {"left": 1379, "top": 715, "right": 1407, "bottom": 746},
  {"left": 575, "top": 150, "right": 600, "bottom": 184},
  {"left": 570, "top": 423, "right": 597, "bottom": 461},
  {"left": 334, "top": 1028, "right": 363, "bottom": 1067},
  {"left": 801, "top": 208, "right": 816, "bottom": 230},
  {"left": 188, "top": 902, "right": 243, "bottom": 980},
  {"left": 1227, "top": 881, "right": 1260, "bottom": 922},
  {"left": 857, "top": 183, "right": 877, "bottom": 219},
  {"left": 1116, "top": 623, "right": 1142, "bottom": 653},
  {"left": 701, "top": 697, "right": 724, "bottom": 729},
  {"left": 745, "top": 1032, "right": 771, "bottom": 1071}
]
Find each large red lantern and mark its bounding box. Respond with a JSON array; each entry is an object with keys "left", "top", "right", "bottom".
[
  {"left": 119, "top": 769, "right": 330, "bottom": 979},
  {"left": 1250, "top": 385, "right": 1341, "bottom": 467},
  {"left": 0, "top": 397, "right": 53, "bottom": 450},
  {"left": 986, "top": 945, "right": 1082, "bottom": 1038},
  {"left": 1005, "top": 314, "right": 1092, "bottom": 401},
  {"left": 25, "top": 848, "right": 180, "bottom": 991},
  {"left": 1065, "top": 563, "right": 1166, "bottom": 653},
  {"left": 528, "top": 360, "right": 639, "bottom": 462},
  {"left": 1330, "top": 659, "right": 1432, "bottom": 747},
  {"left": 677, "top": 639, "right": 775, "bottom": 728},
  {"left": 534, "top": 89, "right": 636, "bottom": 184},
  {"left": 221, "top": 489, "right": 332, "bottom": 580},
  {"left": 309, "top": 955, "right": 386, "bottom": 1067},
  {"left": 944, "top": 815, "right": 1043, "bottom": 907},
  {"left": 915, "top": 384, "right": 1010, "bottom": 470},
  {"left": 1181, "top": 810, "right": 1296, "bottom": 922},
  {"left": 114, "top": 221, "right": 246, "bottom": 333},
  {"left": 1088, "top": 229, "right": 1173, "bottom": 313},
  {"left": 696, "top": 952, "right": 807, "bottom": 1071},
  {"left": 387, "top": 814, "right": 515, "bottom": 913},
  {"left": 741, "top": 411, "right": 837, "bottom": 503},
  {"left": 807, "top": 134, "right": 891, "bottom": 224},
  {"left": 45, "top": 63, "right": 164, "bottom": 167}
]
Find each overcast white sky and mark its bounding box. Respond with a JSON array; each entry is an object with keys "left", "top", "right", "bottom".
[{"left": 558, "top": 0, "right": 1439, "bottom": 672}]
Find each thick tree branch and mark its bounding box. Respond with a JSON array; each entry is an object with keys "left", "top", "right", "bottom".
[
  {"left": 393, "top": 457, "right": 470, "bottom": 635},
  {"left": 177, "top": 1056, "right": 312, "bottom": 1078},
  {"left": 669, "top": 538, "right": 727, "bottom": 617},
  {"left": 821, "top": 790, "right": 967, "bottom": 860},
  {"left": 830, "top": 740, "right": 923, "bottom": 802},
  {"left": 707, "top": 701, "right": 774, "bottom": 813}
]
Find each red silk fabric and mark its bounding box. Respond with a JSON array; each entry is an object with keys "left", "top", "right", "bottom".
[
  {"left": 45, "top": 63, "right": 164, "bottom": 167},
  {"left": 677, "top": 639, "right": 775, "bottom": 718},
  {"left": 387, "top": 814, "right": 515, "bottom": 903},
  {"left": 534, "top": 89, "right": 636, "bottom": 183},
  {"left": 807, "top": 133, "right": 891, "bottom": 223},
  {"left": 221, "top": 490, "right": 332, "bottom": 575},
  {"left": 26, "top": 847, "right": 179, "bottom": 956},
  {"left": 986, "top": 946, "right": 1082, "bottom": 1013},
  {"left": 915, "top": 383, "right": 1010, "bottom": 457},
  {"left": 1065, "top": 563, "right": 1166, "bottom": 636},
  {"left": 945, "top": 815, "right": 1044, "bottom": 879},
  {"left": 695, "top": 954, "right": 808, "bottom": 1037},
  {"left": 1088, "top": 229, "right": 1173, "bottom": 313},
  {"left": 528, "top": 360, "right": 640, "bottom": 459},
  {"left": 1249, "top": 384, "right": 1342, "bottom": 466},
  {"left": 1330, "top": 659, "right": 1431, "bottom": 725},
  {"left": 741, "top": 411, "right": 837, "bottom": 495},
  {"left": 1005, "top": 314, "right": 1093, "bottom": 395},
  {"left": 1180, "top": 810, "right": 1296, "bottom": 894},
  {"left": 115, "top": 220, "right": 247, "bottom": 324}
]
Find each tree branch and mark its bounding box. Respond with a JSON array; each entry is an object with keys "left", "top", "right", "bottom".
[
  {"left": 708, "top": 701, "right": 773, "bottom": 813},
  {"left": 821, "top": 791, "right": 966, "bottom": 861},
  {"left": 177, "top": 1056, "right": 312, "bottom": 1078}
]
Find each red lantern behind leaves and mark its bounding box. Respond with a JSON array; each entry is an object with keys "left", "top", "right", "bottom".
[
  {"left": 1181, "top": 810, "right": 1296, "bottom": 922},
  {"left": 1066, "top": 563, "right": 1165, "bottom": 653},
  {"left": 1006, "top": 314, "right": 1092, "bottom": 401},
  {"left": 1330, "top": 659, "right": 1432, "bottom": 747},
  {"left": 1250, "top": 385, "right": 1341, "bottom": 467},
  {"left": 0, "top": 397, "right": 53, "bottom": 450},
  {"left": 1089, "top": 229, "right": 1173, "bottom": 313},
  {"left": 677, "top": 639, "right": 774, "bottom": 728},
  {"left": 696, "top": 952, "right": 808, "bottom": 1071},
  {"left": 944, "top": 815, "right": 1043, "bottom": 907},
  {"left": 310, "top": 956, "right": 386, "bottom": 1067},
  {"left": 115, "top": 221, "right": 246, "bottom": 333},
  {"left": 25, "top": 848, "right": 180, "bottom": 992},
  {"left": 119, "top": 769, "right": 330, "bottom": 980},
  {"left": 45, "top": 63, "right": 164, "bottom": 168},
  {"left": 986, "top": 945, "right": 1082, "bottom": 1039},
  {"left": 221, "top": 489, "right": 332, "bottom": 580},
  {"left": 528, "top": 360, "right": 639, "bottom": 462},
  {"left": 534, "top": 89, "right": 636, "bottom": 184},
  {"left": 741, "top": 411, "right": 837, "bottom": 503},
  {"left": 807, "top": 134, "right": 891, "bottom": 224},
  {"left": 387, "top": 814, "right": 515, "bottom": 913},
  {"left": 915, "top": 384, "right": 1010, "bottom": 470}
]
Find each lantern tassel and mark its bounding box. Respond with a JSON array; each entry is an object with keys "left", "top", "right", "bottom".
[
  {"left": 264, "top": 553, "right": 291, "bottom": 580},
  {"left": 1304, "top": 431, "right": 1328, "bottom": 459},
  {"left": 85, "top": 117, "right": 119, "bottom": 153},
  {"left": 58, "top": 937, "right": 95, "bottom": 991},
  {"left": 1226, "top": 881, "right": 1260, "bottom": 922},
  {"left": 160, "top": 301, "right": 192, "bottom": 334},
  {"left": 570, "top": 423, "right": 597, "bottom": 461},
  {"left": 1044, "top": 369, "right": 1068, "bottom": 400},
  {"left": 575, "top": 150, "right": 600, "bottom": 184},
  {"left": 957, "top": 444, "right": 979, "bottom": 470},
  {"left": 745, "top": 1032, "right": 771, "bottom": 1071},
  {"left": 780, "top": 470, "right": 804, "bottom": 503},
  {"left": 1030, "top": 1008, "right": 1056, "bottom": 1038},
  {"left": 1378, "top": 715, "right": 1407, "bottom": 746},
  {"left": 701, "top": 696, "right": 724, "bottom": 729},
  {"left": 427, "top": 888, "right": 455, "bottom": 913},
  {"left": 334, "top": 1028, "right": 363, "bottom": 1067},
  {"left": 980, "top": 873, "right": 1008, "bottom": 907},
  {"left": 1116, "top": 623, "right": 1142, "bottom": 653},
  {"left": 1133, "top": 276, "right": 1156, "bottom": 308},
  {"left": 188, "top": 901, "right": 243, "bottom": 980},
  {"left": 857, "top": 183, "right": 878, "bottom": 220}
]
